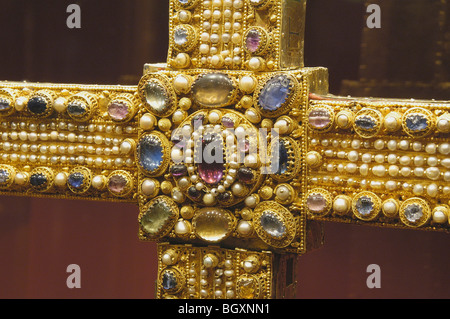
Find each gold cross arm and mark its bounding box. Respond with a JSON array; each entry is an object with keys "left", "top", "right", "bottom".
[{"left": 0, "top": 0, "right": 448, "bottom": 299}]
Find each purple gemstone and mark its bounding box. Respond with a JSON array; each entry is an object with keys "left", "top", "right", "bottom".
[
  {"left": 108, "top": 101, "right": 129, "bottom": 121},
  {"left": 198, "top": 163, "right": 224, "bottom": 185},
  {"left": 108, "top": 175, "right": 127, "bottom": 194},
  {"left": 245, "top": 29, "right": 261, "bottom": 53},
  {"left": 237, "top": 167, "right": 254, "bottom": 183},
  {"left": 308, "top": 108, "right": 331, "bottom": 129},
  {"left": 170, "top": 164, "right": 188, "bottom": 177},
  {"left": 306, "top": 193, "right": 327, "bottom": 213},
  {"left": 221, "top": 117, "right": 235, "bottom": 128}
]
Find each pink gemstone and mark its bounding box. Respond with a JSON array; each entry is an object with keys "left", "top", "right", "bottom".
[
  {"left": 306, "top": 193, "right": 327, "bottom": 213},
  {"left": 198, "top": 163, "right": 224, "bottom": 185},
  {"left": 308, "top": 108, "right": 331, "bottom": 129},
  {"left": 245, "top": 29, "right": 261, "bottom": 53},
  {"left": 108, "top": 102, "right": 129, "bottom": 121},
  {"left": 108, "top": 175, "right": 127, "bottom": 194}
]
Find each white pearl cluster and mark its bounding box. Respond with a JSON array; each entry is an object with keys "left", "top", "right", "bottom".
[
  {"left": 199, "top": 0, "right": 245, "bottom": 68},
  {"left": 0, "top": 121, "right": 136, "bottom": 169}
]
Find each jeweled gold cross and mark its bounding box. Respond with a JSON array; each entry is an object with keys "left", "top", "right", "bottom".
[{"left": 0, "top": 0, "right": 448, "bottom": 299}]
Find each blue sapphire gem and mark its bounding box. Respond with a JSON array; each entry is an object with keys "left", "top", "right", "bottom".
[
  {"left": 355, "top": 196, "right": 374, "bottom": 216},
  {"left": 355, "top": 116, "right": 377, "bottom": 130},
  {"left": 27, "top": 96, "right": 48, "bottom": 115},
  {"left": 138, "top": 135, "right": 164, "bottom": 173},
  {"left": 68, "top": 172, "right": 85, "bottom": 189},
  {"left": 258, "top": 75, "right": 291, "bottom": 112},
  {"left": 406, "top": 114, "right": 428, "bottom": 132},
  {"left": 30, "top": 173, "right": 47, "bottom": 187},
  {"left": 162, "top": 271, "right": 177, "bottom": 290}
]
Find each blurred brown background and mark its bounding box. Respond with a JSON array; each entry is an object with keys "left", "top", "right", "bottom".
[{"left": 0, "top": 0, "right": 448, "bottom": 299}]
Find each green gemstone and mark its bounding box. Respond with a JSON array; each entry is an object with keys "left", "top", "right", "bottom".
[{"left": 141, "top": 199, "right": 174, "bottom": 236}]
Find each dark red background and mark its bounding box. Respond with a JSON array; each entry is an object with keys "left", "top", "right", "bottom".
[{"left": 0, "top": 0, "right": 448, "bottom": 299}]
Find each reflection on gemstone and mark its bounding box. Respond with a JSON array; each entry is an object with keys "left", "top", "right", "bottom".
[
  {"left": 192, "top": 73, "right": 234, "bottom": 107},
  {"left": 138, "top": 135, "right": 164, "bottom": 173},
  {"left": 162, "top": 270, "right": 178, "bottom": 291},
  {"left": 406, "top": 114, "right": 428, "bottom": 132},
  {"left": 258, "top": 75, "right": 291, "bottom": 112},
  {"left": 174, "top": 27, "right": 188, "bottom": 46},
  {"left": 67, "top": 102, "right": 87, "bottom": 117},
  {"left": 404, "top": 204, "right": 423, "bottom": 223},
  {"left": 355, "top": 196, "right": 374, "bottom": 216},
  {"left": 237, "top": 277, "right": 258, "bottom": 299},
  {"left": 197, "top": 134, "right": 224, "bottom": 185},
  {"left": 306, "top": 193, "right": 327, "bottom": 213},
  {"left": 141, "top": 199, "right": 174, "bottom": 236},
  {"left": 27, "top": 96, "right": 48, "bottom": 115},
  {"left": 0, "top": 99, "right": 11, "bottom": 111},
  {"left": 170, "top": 164, "right": 188, "bottom": 177},
  {"left": 309, "top": 108, "right": 331, "bottom": 129},
  {"left": 193, "top": 208, "right": 233, "bottom": 242},
  {"left": 0, "top": 169, "right": 9, "bottom": 185},
  {"left": 68, "top": 172, "right": 85, "bottom": 189},
  {"left": 276, "top": 139, "right": 289, "bottom": 175},
  {"left": 355, "top": 116, "right": 377, "bottom": 130},
  {"left": 245, "top": 29, "right": 261, "bottom": 53},
  {"left": 108, "top": 101, "right": 129, "bottom": 121},
  {"left": 108, "top": 174, "right": 127, "bottom": 194},
  {"left": 260, "top": 211, "right": 286, "bottom": 239},
  {"left": 145, "top": 81, "right": 170, "bottom": 114},
  {"left": 30, "top": 173, "right": 47, "bottom": 187}
]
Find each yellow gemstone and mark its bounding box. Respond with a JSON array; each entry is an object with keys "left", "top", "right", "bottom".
[{"left": 193, "top": 208, "right": 233, "bottom": 242}]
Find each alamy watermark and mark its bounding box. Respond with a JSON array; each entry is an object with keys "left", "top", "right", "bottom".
[{"left": 66, "top": 4, "right": 81, "bottom": 29}]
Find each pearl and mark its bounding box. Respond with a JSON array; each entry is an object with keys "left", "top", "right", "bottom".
[
  {"left": 14, "top": 172, "right": 28, "bottom": 185},
  {"left": 141, "top": 179, "right": 157, "bottom": 196},
  {"left": 54, "top": 172, "right": 68, "bottom": 187},
  {"left": 439, "top": 143, "right": 450, "bottom": 155},
  {"left": 231, "top": 182, "right": 245, "bottom": 196},
  {"left": 237, "top": 220, "right": 252, "bottom": 236},
  {"left": 174, "top": 219, "right": 191, "bottom": 235},
  {"left": 239, "top": 76, "right": 256, "bottom": 93},
  {"left": 333, "top": 196, "right": 350, "bottom": 214},
  {"left": 425, "top": 167, "right": 440, "bottom": 180},
  {"left": 274, "top": 119, "right": 289, "bottom": 134},
  {"left": 426, "top": 183, "right": 438, "bottom": 197},
  {"left": 347, "top": 151, "right": 359, "bottom": 162},
  {"left": 413, "top": 184, "right": 424, "bottom": 195},
  {"left": 432, "top": 208, "right": 448, "bottom": 224},
  {"left": 54, "top": 97, "right": 67, "bottom": 113},
  {"left": 382, "top": 199, "right": 398, "bottom": 217},
  {"left": 372, "top": 165, "right": 386, "bottom": 177},
  {"left": 203, "top": 193, "right": 216, "bottom": 206},
  {"left": 92, "top": 175, "right": 105, "bottom": 189},
  {"left": 275, "top": 185, "right": 290, "bottom": 201},
  {"left": 425, "top": 143, "right": 437, "bottom": 154},
  {"left": 248, "top": 57, "right": 263, "bottom": 70}
]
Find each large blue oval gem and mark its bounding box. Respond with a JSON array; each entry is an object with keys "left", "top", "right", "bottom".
[
  {"left": 162, "top": 270, "right": 178, "bottom": 290},
  {"left": 68, "top": 172, "right": 85, "bottom": 189},
  {"left": 258, "top": 75, "right": 291, "bottom": 112},
  {"left": 355, "top": 116, "right": 377, "bottom": 131},
  {"left": 138, "top": 135, "right": 164, "bottom": 173}
]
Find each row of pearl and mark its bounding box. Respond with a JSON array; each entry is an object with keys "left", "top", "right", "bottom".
[
  {"left": 309, "top": 176, "right": 450, "bottom": 197},
  {"left": 311, "top": 137, "right": 450, "bottom": 155},
  {"left": 1, "top": 153, "right": 135, "bottom": 168},
  {"left": 321, "top": 151, "right": 450, "bottom": 170},
  {"left": 199, "top": 0, "right": 245, "bottom": 67},
  {"left": 323, "top": 161, "right": 449, "bottom": 181},
  {"left": 2, "top": 121, "right": 135, "bottom": 135},
  {"left": 0, "top": 138, "right": 134, "bottom": 156},
  {"left": 1, "top": 131, "right": 129, "bottom": 149}
]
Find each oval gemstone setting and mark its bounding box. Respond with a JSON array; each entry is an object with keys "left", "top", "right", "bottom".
[
  {"left": 193, "top": 208, "right": 234, "bottom": 242},
  {"left": 308, "top": 107, "right": 332, "bottom": 130},
  {"left": 405, "top": 113, "right": 428, "bottom": 132},
  {"left": 258, "top": 75, "right": 292, "bottom": 112},
  {"left": 27, "top": 96, "right": 48, "bottom": 115},
  {"left": 137, "top": 134, "right": 167, "bottom": 175},
  {"left": 140, "top": 196, "right": 178, "bottom": 239},
  {"left": 260, "top": 211, "right": 286, "bottom": 239},
  {"left": 192, "top": 73, "right": 234, "bottom": 108},
  {"left": 145, "top": 81, "right": 170, "bottom": 114}
]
